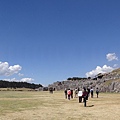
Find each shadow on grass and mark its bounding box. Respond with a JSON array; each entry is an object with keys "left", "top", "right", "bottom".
[{"left": 86, "top": 105, "right": 94, "bottom": 107}]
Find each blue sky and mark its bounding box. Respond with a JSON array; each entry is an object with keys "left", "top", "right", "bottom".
[{"left": 0, "top": 0, "right": 120, "bottom": 86}]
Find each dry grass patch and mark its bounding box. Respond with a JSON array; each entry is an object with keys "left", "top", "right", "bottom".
[{"left": 0, "top": 91, "right": 119, "bottom": 120}]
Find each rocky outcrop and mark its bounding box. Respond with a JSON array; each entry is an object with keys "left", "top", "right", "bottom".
[
  {"left": 48, "top": 79, "right": 120, "bottom": 93},
  {"left": 48, "top": 68, "right": 120, "bottom": 93}
]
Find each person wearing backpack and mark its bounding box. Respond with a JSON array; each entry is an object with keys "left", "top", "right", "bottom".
[{"left": 67, "top": 89, "right": 71, "bottom": 100}]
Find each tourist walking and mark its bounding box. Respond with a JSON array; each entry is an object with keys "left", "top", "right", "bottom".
[
  {"left": 71, "top": 89, "right": 73, "bottom": 99},
  {"left": 64, "top": 88, "right": 67, "bottom": 99},
  {"left": 82, "top": 88, "right": 88, "bottom": 107},
  {"left": 87, "top": 87, "right": 90, "bottom": 98},
  {"left": 90, "top": 87, "right": 94, "bottom": 98},
  {"left": 78, "top": 90, "right": 83, "bottom": 103},
  {"left": 96, "top": 87, "right": 99, "bottom": 98},
  {"left": 74, "top": 88, "right": 78, "bottom": 98},
  {"left": 67, "top": 89, "right": 71, "bottom": 100}
]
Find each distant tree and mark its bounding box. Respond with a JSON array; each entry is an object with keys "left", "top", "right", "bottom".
[
  {"left": 88, "top": 77, "right": 91, "bottom": 79},
  {"left": 0, "top": 80, "right": 43, "bottom": 89},
  {"left": 67, "top": 78, "right": 72, "bottom": 80},
  {"left": 67, "top": 77, "right": 87, "bottom": 81}
]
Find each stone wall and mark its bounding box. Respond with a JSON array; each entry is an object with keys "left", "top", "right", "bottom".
[{"left": 48, "top": 71, "right": 120, "bottom": 93}]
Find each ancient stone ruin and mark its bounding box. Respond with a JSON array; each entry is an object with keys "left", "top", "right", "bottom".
[{"left": 47, "top": 68, "right": 120, "bottom": 93}]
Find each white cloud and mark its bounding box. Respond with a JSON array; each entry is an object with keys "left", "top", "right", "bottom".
[
  {"left": 106, "top": 53, "right": 118, "bottom": 61},
  {"left": 0, "top": 62, "right": 22, "bottom": 76},
  {"left": 113, "top": 64, "right": 118, "bottom": 68},
  {"left": 0, "top": 61, "right": 34, "bottom": 83},
  {"left": 20, "top": 78, "right": 34, "bottom": 82},
  {"left": 86, "top": 65, "right": 114, "bottom": 78},
  {"left": 3, "top": 77, "right": 34, "bottom": 83},
  {"left": 18, "top": 73, "right": 24, "bottom": 77}
]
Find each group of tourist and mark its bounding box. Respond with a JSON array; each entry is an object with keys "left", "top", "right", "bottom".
[
  {"left": 64, "top": 88, "right": 73, "bottom": 100},
  {"left": 64, "top": 87, "right": 99, "bottom": 107}
]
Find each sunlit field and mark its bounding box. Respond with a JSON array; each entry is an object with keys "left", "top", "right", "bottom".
[{"left": 0, "top": 90, "right": 120, "bottom": 120}]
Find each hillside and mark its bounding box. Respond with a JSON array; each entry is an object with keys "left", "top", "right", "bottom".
[{"left": 48, "top": 68, "right": 120, "bottom": 93}]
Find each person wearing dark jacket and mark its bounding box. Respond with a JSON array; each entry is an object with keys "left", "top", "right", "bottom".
[
  {"left": 96, "top": 87, "right": 99, "bottom": 98},
  {"left": 64, "top": 88, "right": 67, "bottom": 99},
  {"left": 82, "top": 88, "right": 88, "bottom": 107},
  {"left": 87, "top": 87, "right": 90, "bottom": 99},
  {"left": 71, "top": 89, "right": 73, "bottom": 99}
]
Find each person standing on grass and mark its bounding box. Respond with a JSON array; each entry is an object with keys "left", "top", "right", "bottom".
[
  {"left": 96, "top": 87, "right": 99, "bottom": 98},
  {"left": 82, "top": 88, "right": 88, "bottom": 107},
  {"left": 71, "top": 89, "right": 73, "bottom": 99},
  {"left": 49, "top": 87, "right": 53, "bottom": 94},
  {"left": 74, "top": 88, "right": 78, "bottom": 98},
  {"left": 90, "top": 87, "right": 94, "bottom": 98},
  {"left": 87, "top": 87, "right": 90, "bottom": 98},
  {"left": 78, "top": 89, "right": 83, "bottom": 103},
  {"left": 67, "top": 89, "right": 71, "bottom": 100},
  {"left": 64, "top": 88, "right": 67, "bottom": 99}
]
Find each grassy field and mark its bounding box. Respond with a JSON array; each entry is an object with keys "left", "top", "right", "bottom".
[{"left": 0, "top": 91, "right": 120, "bottom": 120}]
